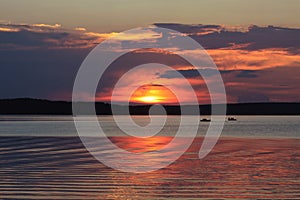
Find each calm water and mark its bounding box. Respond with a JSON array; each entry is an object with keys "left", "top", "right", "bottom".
[
  {"left": 0, "top": 115, "right": 299, "bottom": 199},
  {"left": 0, "top": 115, "right": 299, "bottom": 137}
]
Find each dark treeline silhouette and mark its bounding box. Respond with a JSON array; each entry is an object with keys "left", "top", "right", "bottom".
[{"left": 0, "top": 98, "right": 300, "bottom": 115}]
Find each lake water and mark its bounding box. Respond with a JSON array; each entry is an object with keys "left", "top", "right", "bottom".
[
  {"left": 0, "top": 115, "right": 299, "bottom": 138},
  {"left": 0, "top": 115, "right": 299, "bottom": 199}
]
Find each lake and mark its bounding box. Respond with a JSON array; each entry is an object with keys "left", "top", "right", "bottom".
[{"left": 0, "top": 115, "right": 299, "bottom": 199}]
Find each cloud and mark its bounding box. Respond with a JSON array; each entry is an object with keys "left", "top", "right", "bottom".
[
  {"left": 32, "top": 23, "right": 61, "bottom": 29},
  {"left": 0, "top": 22, "right": 102, "bottom": 100},
  {"left": 160, "top": 68, "right": 218, "bottom": 79},
  {"left": 0, "top": 22, "right": 109, "bottom": 50},
  {"left": 153, "top": 23, "right": 223, "bottom": 34},
  {"left": 74, "top": 27, "right": 87, "bottom": 31},
  {"left": 235, "top": 70, "right": 258, "bottom": 78},
  {"left": 154, "top": 23, "right": 300, "bottom": 53},
  {"left": 0, "top": 22, "right": 299, "bottom": 103},
  {"left": 0, "top": 27, "right": 19, "bottom": 32},
  {"left": 159, "top": 68, "right": 258, "bottom": 79},
  {"left": 237, "top": 92, "right": 270, "bottom": 103},
  {"left": 208, "top": 48, "right": 300, "bottom": 71},
  {"left": 223, "top": 66, "right": 300, "bottom": 103}
]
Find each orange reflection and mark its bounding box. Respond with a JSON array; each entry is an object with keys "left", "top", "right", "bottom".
[
  {"left": 130, "top": 84, "right": 178, "bottom": 104},
  {"left": 110, "top": 136, "right": 173, "bottom": 153}
]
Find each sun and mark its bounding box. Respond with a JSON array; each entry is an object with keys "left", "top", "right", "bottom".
[
  {"left": 130, "top": 84, "right": 178, "bottom": 104},
  {"left": 137, "top": 96, "right": 161, "bottom": 103}
]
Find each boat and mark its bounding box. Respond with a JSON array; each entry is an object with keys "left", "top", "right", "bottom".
[
  {"left": 200, "top": 118, "right": 211, "bottom": 122},
  {"left": 228, "top": 117, "right": 237, "bottom": 121}
]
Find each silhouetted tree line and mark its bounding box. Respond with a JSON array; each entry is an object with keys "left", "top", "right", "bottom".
[{"left": 0, "top": 98, "right": 299, "bottom": 115}]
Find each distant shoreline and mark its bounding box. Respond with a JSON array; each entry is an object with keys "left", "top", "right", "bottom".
[{"left": 0, "top": 98, "right": 300, "bottom": 115}]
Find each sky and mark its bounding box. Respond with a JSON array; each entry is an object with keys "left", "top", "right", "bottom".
[
  {"left": 1, "top": 0, "right": 299, "bottom": 32},
  {"left": 0, "top": 0, "right": 299, "bottom": 104}
]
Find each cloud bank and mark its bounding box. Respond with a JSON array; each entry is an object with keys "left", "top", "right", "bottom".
[{"left": 0, "top": 22, "right": 299, "bottom": 103}]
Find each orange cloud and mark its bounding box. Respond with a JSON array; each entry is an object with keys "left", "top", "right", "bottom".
[
  {"left": 74, "top": 27, "right": 87, "bottom": 31},
  {"left": 0, "top": 27, "right": 19, "bottom": 32},
  {"left": 208, "top": 48, "right": 300, "bottom": 71},
  {"left": 32, "top": 23, "right": 61, "bottom": 29}
]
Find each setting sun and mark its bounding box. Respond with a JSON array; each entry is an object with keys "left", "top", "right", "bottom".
[
  {"left": 137, "top": 96, "right": 161, "bottom": 103},
  {"left": 130, "top": 84, "right": 178, "bottom": 104}
]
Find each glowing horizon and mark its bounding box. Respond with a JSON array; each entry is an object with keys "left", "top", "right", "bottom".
[{"left": 130, "top": 84, "right": 178, "bottom": 105}]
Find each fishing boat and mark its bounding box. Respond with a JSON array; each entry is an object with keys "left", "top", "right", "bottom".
[
  {"left": 200, "top": 118, "right": 211, "bottom": 122},
  {"left": 228, "top": 117, "right": 237, "bottom": 121}
]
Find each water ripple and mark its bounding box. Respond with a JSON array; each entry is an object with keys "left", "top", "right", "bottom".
[{"left": 0, "top": 136, "right": 299, "bottom": 199}]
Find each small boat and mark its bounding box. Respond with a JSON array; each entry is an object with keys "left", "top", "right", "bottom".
[
  {"left": 228, "top": 117, "right": 237, "bottom": 121},
  {"left": 200, "top": 118, "right": 211, "bottom": 122}
]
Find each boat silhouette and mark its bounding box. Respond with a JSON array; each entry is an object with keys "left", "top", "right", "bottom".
[
  {"left": 228, "top": 117, "right": 237, "bottom": 121},
  {"left": 200, "top": 118, "right": 211, "bottom": 122}
]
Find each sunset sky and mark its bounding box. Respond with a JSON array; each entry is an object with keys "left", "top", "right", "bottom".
[{"left": 0, "top": 0, "right": 299, "bottom": 104}]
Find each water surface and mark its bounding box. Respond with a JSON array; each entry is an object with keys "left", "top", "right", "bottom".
[{"left": 0, "top": 115, "right": 299, "bottom": 199}]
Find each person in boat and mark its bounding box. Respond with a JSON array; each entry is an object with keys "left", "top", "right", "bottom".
[
  {"left": 200, "top": 118, "right": 211, "bottom": 122},
  {"left": 228, "top": 117, "right": 237, "bottom": 121}
]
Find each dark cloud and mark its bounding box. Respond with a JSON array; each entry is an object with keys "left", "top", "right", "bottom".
[
  {"left": 0, "top": 48, "right": 90, "bottom": 100},
  {"left": 237, "top": 93, "right": 270, "bottom": 103},
  {"left": 0, "top": 29, "right": 68, "bottom": 48},
  {"left": 235, "top": 70, "right": 258, "bottom": 78},
  {"left": 223, "top": 66, "right": 300, "bottom": 103},
  {"left": 155, "top": 23, "right": 300, "bottom": 52},
  {"left": 0, "top": 23, "right": 105, "bottom": 100},
  {"left": 160, "top": 68, "right": 217, "bottom": 79},
  {"left": 153, "top": 23, "right": 222, "bottom": 34},
  {"left": 0, "top": 23, "right": 102, "bottom": 50},
  {"left": 159, "top": 69, "right": 259, "bottom": 79}
]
